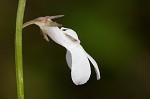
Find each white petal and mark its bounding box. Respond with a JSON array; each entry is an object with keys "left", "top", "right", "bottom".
[
  {"left": 45, "top": 27, "right": 65, "bottom": 46},
  {"left": 61, "top": 27, "right": 80, "bottom": 43},
  {"left": 69, "top": 45, "right": 91, "bottom": 85},
  {"left": 85, "top": 52, "right": 101, "bottom": 80},
  {"left": 66, "top": 50, "right": 72, "bottom": 69},
  {"left": 44, "top": 27, "right": 79, "bottom": 49}
]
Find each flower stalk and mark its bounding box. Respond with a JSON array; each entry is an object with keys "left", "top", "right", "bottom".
[{"left": 15, "top": 0, "right": 26, "bottom": 99}]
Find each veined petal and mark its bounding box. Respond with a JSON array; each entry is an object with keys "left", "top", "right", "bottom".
[
  {"left": 66, "top": 50, "right": 72, "bottom": 69},
  {"left": 85, "top": 52, "right": 101, "bottom": 80},
  {"left": 69, "top": 45, "right": 91, "bottom": 85}
]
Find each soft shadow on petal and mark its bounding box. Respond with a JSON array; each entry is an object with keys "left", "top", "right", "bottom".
[
  {"left": 66, "top": 50, "right": 72, "bottom": 69},
  {"left": 69, "top": 45, "right": 91, "bottom": 85}
]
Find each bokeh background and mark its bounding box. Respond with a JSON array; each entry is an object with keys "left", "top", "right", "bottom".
[{"left": 0, "top": 0, "right": 150, "bottom": 99}]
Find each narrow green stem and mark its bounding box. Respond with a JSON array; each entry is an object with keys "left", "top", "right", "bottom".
[{"left": 15, "top": 0, "right": 26, "bottom": 99}]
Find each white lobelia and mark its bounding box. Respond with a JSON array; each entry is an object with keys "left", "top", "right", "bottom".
[{"left": 23, "top": 15, "right": 100, "bottom": 85}]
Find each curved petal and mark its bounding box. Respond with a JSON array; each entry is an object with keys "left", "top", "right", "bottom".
[
  {"left": 85, "top": 52, "right": 101, "bottom": 80},
  {"left": 66, "top": 50, "right": 72, "bottom": 69},
  {"left": 61, "top": 27, "right": 80, "bottom": 43},
  {"left": 45, "top": 27, "right": 80, "bottom": 49},
  {"left": 69, "top": 45, "right": 91, "bottom": 85},
  {"left": 45, "top": 27, "right": 66, "bottom": 46}
]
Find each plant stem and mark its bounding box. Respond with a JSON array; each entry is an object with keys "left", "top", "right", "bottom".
[{"left": 15, "top": 0, "right": 26, "bottom": 99}]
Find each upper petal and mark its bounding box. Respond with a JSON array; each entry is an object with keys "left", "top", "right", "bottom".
[{"left": 61, "top": 27, "right": 80, "bottom": 43}]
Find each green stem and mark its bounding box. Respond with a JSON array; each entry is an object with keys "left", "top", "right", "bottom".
[{"left": 15, "top": 0, "right": 26, "bottom": 99}]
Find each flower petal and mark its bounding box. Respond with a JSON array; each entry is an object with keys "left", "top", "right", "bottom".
[
  {"left": 45, "top": 27, "right": 79, "bottom": 49},
  {"left": 69, "top": 45, "right": 91, "bottom": 85},
  {"left": 45, "top": 27, "right": 66, "bottom": 46},
  {"left": 85, "top": 52, "right": 101, "bottom": 80},
  {"left": 61, "top": 27, "right": 80, "bottom": 43},
  {"left": 66, "top": 50, "right": 72, "bottom": 69}
]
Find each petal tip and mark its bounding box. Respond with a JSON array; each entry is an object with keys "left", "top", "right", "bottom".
[
  {"left": 71, "top": 72, "right": 90, "bottom": 85},
  {"left": 72, "top": 79, "right": 88, "bottom": 85},
  {"left": 97, "top": 75, "right": 101, "bottom": 80}
]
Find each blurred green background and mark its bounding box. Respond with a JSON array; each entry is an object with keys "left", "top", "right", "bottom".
[{"left": 0, "top": 0, "right": 150, "bottom": 99}]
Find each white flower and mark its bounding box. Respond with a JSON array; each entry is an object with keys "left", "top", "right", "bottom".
[{"left": 23, "top": 15, "right": 100, "bottom": 85}]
